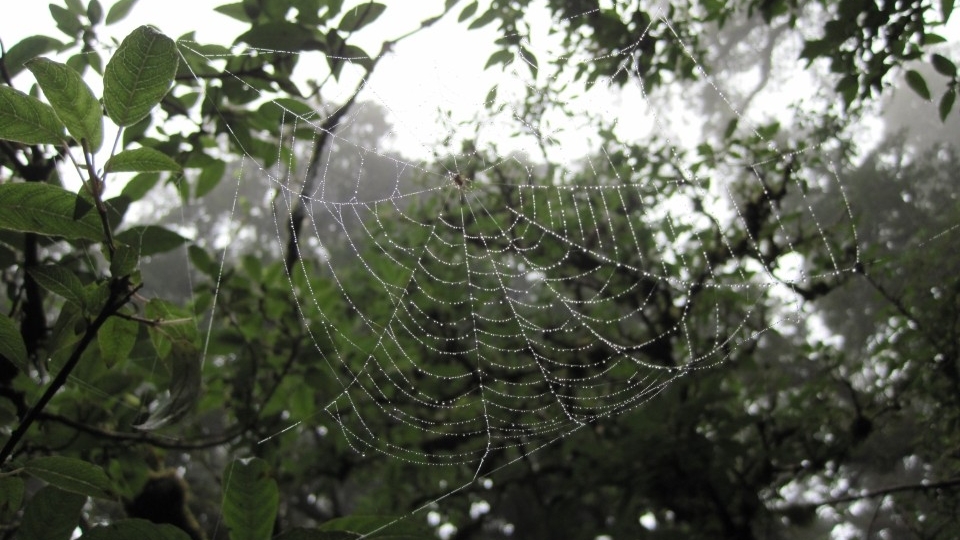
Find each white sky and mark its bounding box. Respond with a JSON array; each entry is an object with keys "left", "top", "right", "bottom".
[{"left": 0, "top": 0, "right": 514, "bottom": 161}]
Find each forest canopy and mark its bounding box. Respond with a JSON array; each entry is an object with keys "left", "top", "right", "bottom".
[{"left": 1, "top": 1, "right": 959, "bottom": 539}]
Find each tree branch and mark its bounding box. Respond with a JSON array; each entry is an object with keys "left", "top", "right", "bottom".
[
  {"left": 36, "top": 412, "right": 243, "bottom": 451},
  {"left": 284, "top": 9, "right": 447, "bottom": 272},
  {"left": 775, "top": 477, "right": 960, "bottom": 512},
  {"left": 0, "top": 280, "right": 140, "bottom": 463}
]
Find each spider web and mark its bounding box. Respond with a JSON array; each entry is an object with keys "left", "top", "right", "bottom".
[{"left": 167, "top": 3, "right": 861, "bottom": 535}]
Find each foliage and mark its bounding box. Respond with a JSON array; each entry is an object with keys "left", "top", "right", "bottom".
[{"left": 0, "top": 1, "right": 958, "bottom": 540}]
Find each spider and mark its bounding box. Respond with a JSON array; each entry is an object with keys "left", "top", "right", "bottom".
[{"left": 451, "top": 173, "right": 468, "bottom": 188}]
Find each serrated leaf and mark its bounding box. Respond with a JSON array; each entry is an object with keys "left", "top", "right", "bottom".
[
  {"left": 339, "top": 2, "right": 385, "bottom": 32},
  {"left": 98, "top": 315, "right": 139, "bottom": 368},
  {"left": 0, "top": 182, "right": 104, "bottom": 240},
  {"left": 905, "top": 69, "right": 931, "bottom": 100},
  {"left": 931, "top": 53, "right": 957, "bottom": 77},
  {"left": 27, "top": 265, "right": 86, "bottom": 306},
  {"left": 3, "top": 35, "right": 65, "bottom": 78},
  {"left": 25, "top": 457, "right": 116, "bottom": 500},
  {"left": 26, "top": 58, "right": 104, "bottom": 151},
  {"left": 103, "top": 26, "right": 179, "bottom": 126},
  {"left": 106, "top": 0, "right": 138, "bottom": 24},
  {"left": 81, "top": 519, "right": 193, "bottom": 540},
  {"left": 114, "top": 225, "right": 188, "bottom": 256},
  {"left": 940, "top": 89, "right": 956, "bottom": 121},
  {"left": 0, "top": 314, "right": 29, "bottom": 373},
  {"left": 222, "top": 458, "right": 279, "bottom": 540},
  {"left": 19, "top": 486, "right": 86, "bottom": 540},
  {"left": 105, "top": 147, "right": 182, "bottom": 173},
  {"left": 0, "top": 86, "right": 67, "bottom": 145}
]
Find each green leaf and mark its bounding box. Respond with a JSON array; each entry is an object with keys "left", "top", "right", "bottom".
[
  {"left": 26, "top": 58, "right": 104, "bottom": 151},
  {"left": 484, "top": 85, "right": 497, "bottom": 105},
  {"left": 723, "top": 117, "right": 739, "bottom": 139},
  {"left": 103, "top": 26, "right": 179, "bottom": 126},
  {"left": 799, "top": 38, "right": 831, "bottom": 61},
  {"left": 65, "top": 0, "right": 86, "bottom": 14},
  {"left": 27, "top": 265, "right": 86, "bottom": 306},
  {"left": 214, "top": 3, "right": 251, "bottom": 22},
  {"left": 49, "top": 4, "right": 84, "bottom": 37},
  {"left": 275, "top": 529, "right": 357, "bottom": 540},
  {"left": 0, "top": 315, "right": 29, "bottom": 372},
  {"left": 81, "top": 519, "right": 193, "bottom": 540},
  {"left": 836, "top": 74, "right": 859, "bottom": 107},
  {"left": 484, "top": 49, "right": 513, "bottom": 70},
  {"left": 931, "top": 53, "right": 957, "bottom": 77},
  {"left": 106, "top": 0, "right": 138, "bottom": 24},
  {"left": 144, "top": 298, "right": 197, "bottom": 359},
  {"left": 19, "top": 486, "right": 86, "bottom": 540},
  {"left": 25, "top": 457, "right": 116, "bottom": 500},
  {"left": 468, "top": 8, "right": 498, "bottom": 29},
  {"left": 120, "top": 172, "right": 161, "bottom": 201},
  {"left": 0, "top": 183, "right": 104, "bottom": 241},
  {"left": 339, "top": 2, "right": 385, "bottom": 32},
  {"left": 520, "top": 46, "right": 538, "bottom": 77},
  {"left": 88, "top": 0, "right": 104, "bottom": 24},
  {"left": 140, "top": 297, "right": 200, "bottom": 425},
  {"left": 905, "top": 69, "right": 932, "bottom": 100},
  {"left": 0, "top": 476, "right": 24, "bottom": 522},
  {"left": 105, "top": 147, "right": 182, "bottom": 173},
  {"left": 236, "top": 21, "right": 316, "bottom": 50},
  {"left": 940, "top": 89, "right": 956, "bottom": 121},
  {"left": 115, "top": 225, "right": 188, "bottom": 256},
  {"left": 195, "top": 158, "right": 227, "bottom": 198},
  {"left": 222, "top": 458, "right": 280, "bottom": 540},
  {"left": 80, "top": 519, "right": 190, "bottom": 540},
  {"left": 135, "top": 339, "right": 202, "bottom": 429},
  {"left": 3, "top": 35, "right": 65, "bottom": 78},
  {"left": 98, "top": 315, "right": 139, "bottom": 368},
  {"left": 188, "top": 245, "right": 217, "bottom": 277},
  {"left": 458, "top": 0, "right": 477, "bottom": 22},
  {"left": 110, "top": 243, "right": 139, "bottom": 276},
  {"left": 0, "top": 86, "right": 67, "bottom": 145},
  {"left": 943, "top": 0, "right": 955, "bottom": 22}
]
